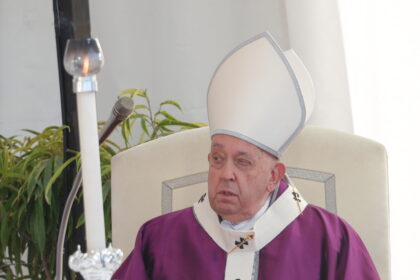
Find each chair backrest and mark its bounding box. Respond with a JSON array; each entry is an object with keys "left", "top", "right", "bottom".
[{"left": 111, "top": 125, "right": 390, "bottom": 279}]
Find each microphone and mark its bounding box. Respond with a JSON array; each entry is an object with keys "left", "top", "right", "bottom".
[
  {"left": 55, "top": 96, "right": 134, "bottom": 280},
  {"left": 99, "top": 96, "right": 134, "bottom": 144}
]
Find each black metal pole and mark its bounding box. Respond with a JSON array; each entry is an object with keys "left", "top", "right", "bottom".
[{"left": 52, "top": 0, "right": 91, "bottom": 278}]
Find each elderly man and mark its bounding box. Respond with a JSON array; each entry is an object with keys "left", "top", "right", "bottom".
[{"left": 113, "top": 33, "right": 380, "bottom": 279}]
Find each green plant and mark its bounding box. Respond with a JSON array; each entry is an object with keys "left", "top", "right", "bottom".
[
  {"left": 119, "top": 89, "right": 204, "bottom": 147},
  {"left": 0, "top": 89, "right": 205, "bottom": 279},
  {"left": 0, "top": 126, "right": 78, "bottom": 279}
]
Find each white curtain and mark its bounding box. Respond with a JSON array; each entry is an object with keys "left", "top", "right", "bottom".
[
  {"left": 285, "top": 0, "right": 353, "bottom": 132},
  {"left": 339, "top": 0, "right": 420, "bottom": 279}
]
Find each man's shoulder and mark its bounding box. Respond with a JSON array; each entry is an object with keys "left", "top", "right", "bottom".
[
  {"left": 134, "top": 206, "right": 203, "bottom": 246},
  {"left": 304, "top": 204, "right": 350, "bottom": 225},
  {"left": 301, "top": 204, "right": 363, "bottom": 243},
  {"left": 142, "top": 206, "right": 195, "bottom": 230}
]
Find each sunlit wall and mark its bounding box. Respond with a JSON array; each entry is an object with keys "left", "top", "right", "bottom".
[
  {"left": 0, "top": 1, "right": 60, "bottom": 137},
  {"left": 339, "top": 0, "right": 420, "bottom": 278}
]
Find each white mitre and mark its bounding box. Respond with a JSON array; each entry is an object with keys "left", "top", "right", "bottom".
[{"left": 207, "top": 32, "right": 315, "bottom": 157}]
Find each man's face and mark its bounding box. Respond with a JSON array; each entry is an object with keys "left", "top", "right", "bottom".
[{"left": 207, "top": 134, "right": 284, "bottom": 223}]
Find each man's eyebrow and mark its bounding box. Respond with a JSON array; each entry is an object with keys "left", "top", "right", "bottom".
[{"left": 211, "top": 143, "right": 223, "bottom": 148}]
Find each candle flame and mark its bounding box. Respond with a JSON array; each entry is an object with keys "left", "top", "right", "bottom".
[{"left": 82, "top": 57, "right": 90, "bottom": 76}]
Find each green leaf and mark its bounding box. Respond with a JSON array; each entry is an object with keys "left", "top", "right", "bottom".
[
  {"left": 101, "top": 165, "right": 111, "bottom": 178},
  {"left": 159, "top": 100, "right": 182, "bottom": 111},
  {"left": 101, "top": 144, "right": 117, "bottom": 157},
  {"left": 121, "top": 120, "right": 132, "bottom": 148},
  {"left": 0, "top": 203, "right": 11, "bottom": 248},
  {"left": 119, "top": 88, "right": 138, "bottom": 95},
  {"left": 17, "top": 203, "right": 27, "bottom": 226},
  {"left": 102, "top": 180, "right": 111, "bottom": 202},
  {"left": 1, "top": 146, "right": 11, "bottom": 170},
  {"left": 156, "top": 111, "right": 176, "bottom": 120},
  {"left": 119, "top": 88, "right": 147, "bottom": 98},
  {"left": 13, "top": 243, "right": 23, "bottom": 275},
  {"left": 44, "top": 154, "right": 79, "bottom": 204},
  {"left": 129, "top": 113, "right": 149, "bottom": 120},
  {"left": 42, "top": 125, "right": 60, "bottom": 132},
  {"left": 32, "top": 200, "right": 46, "bottom": 253},
  {"left": 102, "top": 139, "right": 122, "bottom": 151},
  {"left": 26, "top": 160, "right": 48, "bottom": 202},
  {"left": 133, "top": 88, "right": 147, "bottom": 98},
  {"left": 128, "top": 118, "right": 135, "bottom": 133},
  {"left": 138, "top": 132, "right": 146, "bottom": 144},
  {"left": 0, "top": 184, "right": 19, "bottom": 193},
  {"left": 42, "top": 158, "right": 53, "bottom": 187},
  {"left": 0, "top": 170, "right": 25, "bottom": 180},
  {"left": 21, "top": 129, "right": 40, "bottom": 136},
  {"left": 141, "top": 118, "right": 150, "bottom": 136},
  {"left": 157, "top": 132, "right": 172, "bottom": 137},
  {"left": 157, "top": 119, "right": 201, "bottom": 128},
  {"left": 160, "top": 126, "right": 174, "bottom": 133},
  {"left": 52, "top": 155, "right": 63, "bottom": 174},
  {"left": 20, "top": 151, "right": 49, "bottom": 172},
  {"left": 190, "top": 121, "right": 208, "bottom": 127},
  {"left": 76, "top": 213, "right": 85, "bottom": 229},
  {"left": 134, "top": 104, "right": 149, "bottom": 111}
]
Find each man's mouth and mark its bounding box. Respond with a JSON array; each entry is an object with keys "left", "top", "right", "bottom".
[{"left": 218, "top": 190, "right": 237, "bottom": 196}]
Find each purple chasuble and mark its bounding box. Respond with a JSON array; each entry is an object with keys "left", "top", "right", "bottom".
[{"left": 113, "top": 183, "right": 380, "bottom": 280}]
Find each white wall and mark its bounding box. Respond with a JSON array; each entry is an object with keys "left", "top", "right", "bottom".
[
  {"left": 1, "top": 0, "right": 353, "bottom": 138},
  {"left": 89, "top": 0, "right": 290, "bottom": 125},
  {"left": 0, "top": 0, "right": 61, "bottom": 137},
  {"left": 90, "top": 1, "right": 354, "bottom": 133},
  {"left": 338, "top": 0, "right": 420, "bottom": 278}
]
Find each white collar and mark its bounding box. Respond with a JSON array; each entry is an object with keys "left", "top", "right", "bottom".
[
  {"left": 193, "top": 185, "right": 307, "bottom": 253},
  {"left": 193, "top": 185, "right": 307, "bottom": 280}
]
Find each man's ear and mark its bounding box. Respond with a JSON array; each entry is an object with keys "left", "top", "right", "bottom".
[{"left": 267, "top": 162, "right": 286, "bottom": 192}]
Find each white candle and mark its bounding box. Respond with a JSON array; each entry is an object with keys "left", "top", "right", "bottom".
[{"left": 76, "top": 91, "right": 106, "bottom": 252}]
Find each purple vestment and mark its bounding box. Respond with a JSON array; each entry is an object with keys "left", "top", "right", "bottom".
[{"left": 113, "top": 184, "right": 380, "bottom": 280}]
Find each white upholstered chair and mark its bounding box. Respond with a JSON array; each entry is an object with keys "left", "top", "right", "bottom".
[{"left": 111, "top": 125, "right": 390, "bottom": 279}]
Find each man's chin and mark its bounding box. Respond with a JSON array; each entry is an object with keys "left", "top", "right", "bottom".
[{"left": 210, "top": 201, "right": 238, "bottom": 217}]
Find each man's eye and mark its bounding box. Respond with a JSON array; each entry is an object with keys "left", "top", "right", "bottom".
[
  {"left": 211, "top": 155, "right": 223, "bottom": 163},
  {"left": 236, "top": 158, "right": 251, "bottom": 166}
]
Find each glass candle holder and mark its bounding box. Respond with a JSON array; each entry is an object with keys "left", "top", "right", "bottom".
[{"left": 63, "top": 38, "right": 104, "bottom": 77}]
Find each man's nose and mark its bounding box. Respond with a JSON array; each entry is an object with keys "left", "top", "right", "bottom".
[{"left": 220, "top": 160, "right": 235, "bottom": 181}]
